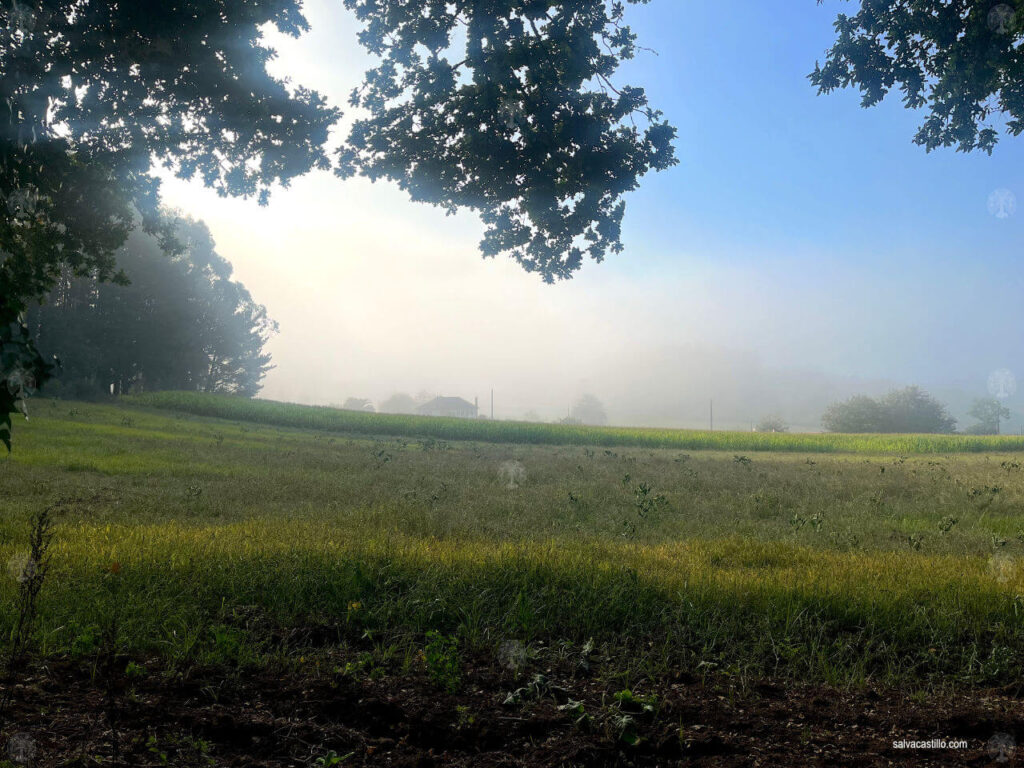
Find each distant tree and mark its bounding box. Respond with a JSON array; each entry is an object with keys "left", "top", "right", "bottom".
[
  {"left": 557, "top": 416, "right": 583, "bottom": 426},
  {"left": 966, "top": 397, "right": 1011, "bottom": 435},
  {"left": 571, "top": 394, "right": 608, "bottom": 426},
  {"left": 26, "top": 216, "right": 276, "bottom": 399},
  {"left": 814, "top": 1, "right": 1024, "bottom": 153},
  {"left": 522, "top": 410, "right": 542, "bottom": 422},
  {"left": 341, "top": 398, "right": 375, "bottom": 413},
  {"left": 755, "top": 415, "right": 789, "bottom": 433},
  {"left": 881, "top": 387, "right": 956, "bottom": 434},
  {"left": 822, "top": 387, "right": 955, "bottom": 434},
  {"left": 822, "top": 395, "right": 886, "bottom": 433},
  {"left": 379, "top": 393, "right": 417, "bottom": 414}
]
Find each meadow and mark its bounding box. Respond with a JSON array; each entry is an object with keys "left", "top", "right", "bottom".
[
  {"left": 1, "top": 396, "right": 1023, "bottom": 696},
  {"left": 130, "top": 391, "right": 1024, "bottom": 454}
]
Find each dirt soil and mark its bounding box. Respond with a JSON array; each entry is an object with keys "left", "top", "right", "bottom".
[{"left": 0, "top": 654, "right": 1021, "bottom": 767}]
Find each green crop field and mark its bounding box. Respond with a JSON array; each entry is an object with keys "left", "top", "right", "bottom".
[
  {"left": 2, "top": 396, "right": 1023, "bottom": 697},
  {"left": 129, "top": 391, "right": 1024, "bottom": 454}
]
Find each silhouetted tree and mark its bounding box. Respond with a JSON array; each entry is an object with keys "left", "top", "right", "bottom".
[
  {"left": 0, "top": 0, "right": 336, "bottom": 447},
  {"left": 814, "top": 1, "right": 1024, "bottom": 153},
  {"left": 338, "top": 0, "right": 677, "bottom": 282}
]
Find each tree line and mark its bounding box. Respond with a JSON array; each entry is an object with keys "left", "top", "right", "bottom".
[
  {"left": 24, "top": 216, "right": 276, "bottom": 400},
  {"left": 355, "top": 387, "right": 1011, "bottom": 435},
  {"left": 821, "top": 386, "right": 1011, "bottom": 435}
]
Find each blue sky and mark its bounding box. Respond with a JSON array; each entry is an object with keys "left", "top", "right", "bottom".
[
  {"left": 159, "top": 1, "right": 1024, "bottom": 427},
  {"left": 619, "top": 1, "right": 1023, "bottom": 268},
  {"left": 611, "top": 1, "right": 1024, "bottom": 386}
]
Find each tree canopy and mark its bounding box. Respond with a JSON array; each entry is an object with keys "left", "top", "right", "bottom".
[
  {"left": 813, "top": 0, "right": 1024, "bottom": 153},
  {"left": 1, "top": 0, "right": 675, "bottom": 449},
  {"left": 0, "top": 0, "right": 337, "bottom": 447},
  {"left": 338, "top": 0, "right": 677, "bottom": 281}
]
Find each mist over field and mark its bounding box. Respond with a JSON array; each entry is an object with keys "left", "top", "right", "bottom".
[
  {"left": 157, "top": 202, "right": 1024, "bottom": 431},
  {"left": 154, "top": 0, "right": 1024, "bottom": 433},
  {"left": 8, "top": 0, "right": 1024, "bottom": 763}
]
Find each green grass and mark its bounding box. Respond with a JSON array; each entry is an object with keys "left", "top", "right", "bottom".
[
  {"left": 129, "top": 391, "right": 1024, "bottom": 454},
  {"left": 2, "top": 398, "right": 1024, "bottom": 690}
]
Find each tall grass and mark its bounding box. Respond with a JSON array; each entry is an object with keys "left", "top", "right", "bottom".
[
  {"left": 4, "top": 400, "right": 1024, "bottom": 688},
  {"left": 128, "top": 392, "right": 1024, "bottom": 455},
  {"left": 2, "top": 523, "right": 1021, "bottom": 687}
]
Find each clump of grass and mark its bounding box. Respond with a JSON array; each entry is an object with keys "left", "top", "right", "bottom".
[
  {"left": 422, "top": 630, "right": 461, "bottom": 692},
  {"left": 97, "top": 560, "right": 124, "bottom": 766},
  {"left": 1, "top": 506, "right": 55, "bottom": 718}
]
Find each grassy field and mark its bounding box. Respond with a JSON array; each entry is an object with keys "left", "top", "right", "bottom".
[
  {"left": 2, "top": 397, "right": 1024, "bottom": 694},
  {"left": 130, "top": 390, "right": 1024, "bottom": 454}
]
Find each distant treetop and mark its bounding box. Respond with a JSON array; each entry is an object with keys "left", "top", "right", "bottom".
[{"left": 822, "top": 387, "right": 956, "bottom": 434}]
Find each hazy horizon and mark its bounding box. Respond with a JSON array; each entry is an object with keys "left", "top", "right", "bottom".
[{"left": 156, "top": 0, "right": 1024, "bottom": 433}]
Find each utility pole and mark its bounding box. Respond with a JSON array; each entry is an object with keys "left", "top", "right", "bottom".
[
  {"left": 491, "top": 389, "right": 494, "bottom": 420},
  {"left": 710, "top": 399, "right": 714, "bottom": 431}
]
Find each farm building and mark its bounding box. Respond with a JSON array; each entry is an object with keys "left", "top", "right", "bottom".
[{"left": 416, "top": 396, "right": 478, "bottom": 419}]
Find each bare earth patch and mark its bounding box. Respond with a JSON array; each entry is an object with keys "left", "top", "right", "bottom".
[{"left": 1, "top": 655, "right": 1020, "bottom": 767}]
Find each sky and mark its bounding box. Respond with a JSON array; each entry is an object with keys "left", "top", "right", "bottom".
[{"left": 158, "top": 1, "right": 1024, "bottom": 431}]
